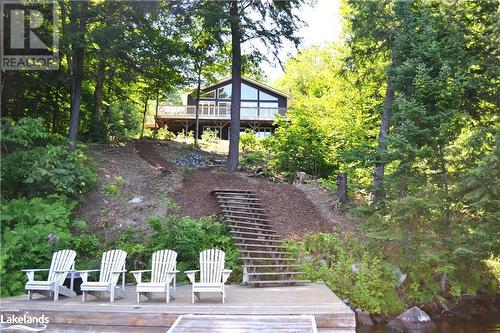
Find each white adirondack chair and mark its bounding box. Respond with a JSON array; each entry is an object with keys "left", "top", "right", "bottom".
[
  {"left": 22, "top": 249, "right": 77, "bottom": 301},
  {"left": 185, "top": 249, "right": 232, "bottom": 304},
  {"left": 131, "top": 249, "right": 179, "bottom": 303},
  {"left": 79, "top": 249, "right": 127, "bottom": 303}
]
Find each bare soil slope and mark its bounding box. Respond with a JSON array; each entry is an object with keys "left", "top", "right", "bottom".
[
  {"left": 75, "top": 142, "right": 183, "bottom": 238},
  {"left": 78, "top": 140, "right": 354, "bottom": 240}
]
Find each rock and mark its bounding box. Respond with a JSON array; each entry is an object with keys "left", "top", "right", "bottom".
[
  {"left": 172, "top": 152, "right": 206, "bottom": 168},
  {"left": 351, "top": 263, "right": 361, "bottom": 273},
  {"left": 342, "top": 298, "right": 350, "bottom": 305},
  {"left": 47, "top": 234, "right": 59, "bottom": 244},
  {"left": 355, "top": 308, "right": 374, "bottom": 326},
  {"left": 293, "top": 171, "right": 313, "bottom": 184},
  {"left": 129, "top": 196, "right": 143, "bottom": 204},
  {"left": 371, "top": 314, "right": 389, "bottom": 325},
  {"left": 434, "top": 295, "right": 452, "bottom": 312},
  {"left": 387, "top": 306, "right": 437, "bottom": 332}
]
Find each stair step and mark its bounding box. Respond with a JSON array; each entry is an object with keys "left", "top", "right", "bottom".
[
  {"left": 246, "top": 271, "right": 305, "bottom": 276},
  {"left": 244, "top": 264, "right": 300, "bottom": 268},
  {"left": 236, "top": 243, "right": 287, "bottom": 249},
  {"left": 233, "top": 237, "right": 283, "bottom": 244},
  {"left": 239, "top": 250, "right": 291, "bottom": 255},
  {"left": 247, "top": 279, "right": 310, "bottom": 285},
  {"left": 239, "top": 257, "right": 297, "bottom": 261},
  {"left": 226, "top": 215, "right": 271, "bottom": 223},
  {"left": 217, "top": 200, "right": 264, "bottom": 207},
  {"left": 230, "top": 231, "right": 280, "bottom": 238},
  {"left": 220, "top": 205, "right": 267, "bottom": 211},
  {"left": 217, "top": 195, "right": 262, "bottom": 201},
  {"left": 222, "top": 209, "right": 268, "bottom": 216},
  {"left": 226, "top": 220, "right": 272, "bottom": 229},
  {"left": 214, "top": 189, "right": 256, "bottom": 194},
  {"left": 229, "top": 225, "right": 276, "bottom": 233}
]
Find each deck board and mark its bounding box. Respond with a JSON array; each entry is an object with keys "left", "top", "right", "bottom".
[
  {"left": 0, "top": 283, "right": 354, "bottom": 332},
  {"left": 168, "top": 314, "right": 317, "bottom": 333}
]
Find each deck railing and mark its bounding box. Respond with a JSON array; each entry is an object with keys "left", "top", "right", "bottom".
[{"left": 156, "top": 105, "right": 287, "bottom": 121}]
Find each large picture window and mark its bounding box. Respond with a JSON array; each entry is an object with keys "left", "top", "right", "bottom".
[
  {"left": 241, "top": 83, "right": 258, "bottom": 99},
  {"left": 200, "top": 90, "right": 215, "bottom": 98},
  {"left": 259, "top": 91, "right": 278, "bottom": 101},
  {"left": 217, "top": 85, "right": 232, "bottom": 99}
]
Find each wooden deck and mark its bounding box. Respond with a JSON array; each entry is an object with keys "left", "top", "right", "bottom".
[{"left": 0, "top": 283, "right": 355, "bottom": 332}]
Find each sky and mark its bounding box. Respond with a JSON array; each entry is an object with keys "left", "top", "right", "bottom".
[{"left": 261, "top": 0, "right": 343, "bottom": 82}]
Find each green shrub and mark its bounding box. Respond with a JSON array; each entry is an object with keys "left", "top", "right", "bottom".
[
  {"left": 201, "top": 128, "right": 219, "bottom": 144},
  {"left": 240, "top": 130, "right": 258, "bottom": 153},
  {"left": 103, "top": 176, "right": 126, "bottom": 197},
  {"left": 0, "top": 196, "right": 74, "bottom": 296},
  {"left": 110, "top": 215, "right": 242, "bottom": 282},
  {"left": 289, "top": 232, "right": 404, "bottom": 315},
  {"left": 156, "top": 127, "right": 175, "bottom": 140},
  {"left": 1, "top": 117, "right": 97, "bottom": 200}
]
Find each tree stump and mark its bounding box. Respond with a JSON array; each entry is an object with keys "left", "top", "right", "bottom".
[{"left": 337, "top": 172, "right": 348, "bottom": 204}]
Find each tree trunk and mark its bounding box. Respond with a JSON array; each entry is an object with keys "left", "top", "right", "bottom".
[
  {"left": 153, "top": 90, "right": 159, "bottom": 139},
  {"left": 370, "top": 74, "right": 394, "bottom": 204},
  {"left": 68, "top": 46, "right": 84, "bottom": 152},
  {"left": 194, "top": 64, "right": 203, "bottom": 147},
  {"left": 68, "top": 1, "right": 87, "bottom": 152},
  {"left": 1, "top": 72, "right": 11, "bottom": 117},
  {"left": 337, "top": 172, "right": 348, "bottom": 204},
  {"left": 91, "top": 56, "right": 106, "bottom": 141},
  {"left": 14, "top": 74, "right": 24, "bottom": 120},
  {"left": 140, "top": 99, "right": 148, "bottom": 138},
  {"left": 227, "top": 1, "right": 242, "bottom": 172}
]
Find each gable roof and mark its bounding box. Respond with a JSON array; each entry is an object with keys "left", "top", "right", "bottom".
[{"left": 201, "top": 76, "right": 291, "bottom": 99}]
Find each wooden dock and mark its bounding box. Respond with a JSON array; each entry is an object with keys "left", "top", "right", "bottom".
[{"left": 0, "top": 283, "right": 355, "bottom": 332}]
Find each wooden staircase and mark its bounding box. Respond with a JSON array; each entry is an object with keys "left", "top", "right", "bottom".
[{"left": 213, "top": 189, "right": 309, "bottom": 287}]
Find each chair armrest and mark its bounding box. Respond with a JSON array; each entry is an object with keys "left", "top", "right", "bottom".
[
  {"left": 21, "top": 269, "right": 49, "bottom": 282},
  {"left": 222, "top": 269, "right": 232, "bottom": 283},
  {"left": 165, "top": 270, "right": 180, "bottom": 274},
  {"left": 131, "top": 270, "right": 150, "bottom": 284},
  {"left": 76, "top": 269, "right": 100, "bottom": 283},
  {"left": 53, "top": 269, "right": 75, "bottom": 273},
  {"left": 129, "top": 270, "right": 151, "bottom": 274},
  {"left": 76, "top": 269, "right": 100, "bottom": 273},
  {"left": 21, "top": 269, "right": 50, "bottom": 272},
  {"left": 184, "top": 270, "right": 199, "bottom": 284}
]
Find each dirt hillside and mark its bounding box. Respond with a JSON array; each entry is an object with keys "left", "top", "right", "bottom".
[{"left": 77, "top": 140, "right": 354, "bottom": 239}]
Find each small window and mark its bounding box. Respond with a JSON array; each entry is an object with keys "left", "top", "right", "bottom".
[
  {"left": 218, "top": 85, "right": 232, "bottom": 99},
  {"left": 255, "top": 127, "right": 272, "bottom": 139},
  {"left": 259, "top": 91, "right": 278, "bottom": 101},
  {"left": 200, "top": 90, "right": 215, "bottom": 98},
  {"left": 241, "top": 83, "right": 258, "bottom": 99}
]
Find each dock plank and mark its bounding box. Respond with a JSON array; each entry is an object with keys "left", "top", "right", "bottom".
[{"left": 168, "top": 315, "right": 317, "bottom": 333}]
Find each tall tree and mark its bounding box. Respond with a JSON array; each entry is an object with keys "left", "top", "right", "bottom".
[
  {"left": 67, "top": 0, "right": 89, "bottom": 152},
  {"left": 225, "top": 0, "right": 306, "bottom": 172}
]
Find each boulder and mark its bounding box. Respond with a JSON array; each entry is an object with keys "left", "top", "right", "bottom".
[
  {"left": 355, "top": 308, "right": 374, "bottom": 326},
  {"left": 387, "top": 306, "right": 437, "bottom": 332}
]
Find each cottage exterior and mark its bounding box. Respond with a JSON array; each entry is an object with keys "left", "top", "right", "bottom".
[{"left": 153, "top": 77, "right": 290, "bottom": 140}]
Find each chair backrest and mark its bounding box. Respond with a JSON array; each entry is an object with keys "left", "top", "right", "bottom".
[
  {"left": 47, "top": 250, "right": 76, "bottom": 286},
  {"left": 199, "top": 249, "right": 225, "bottom": 284},
  {"left": 99, "top": 249, "right": 127, "bottom": 285},
  {"left": 150, "top": 250, "right": 177, "bottom": 284}
]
